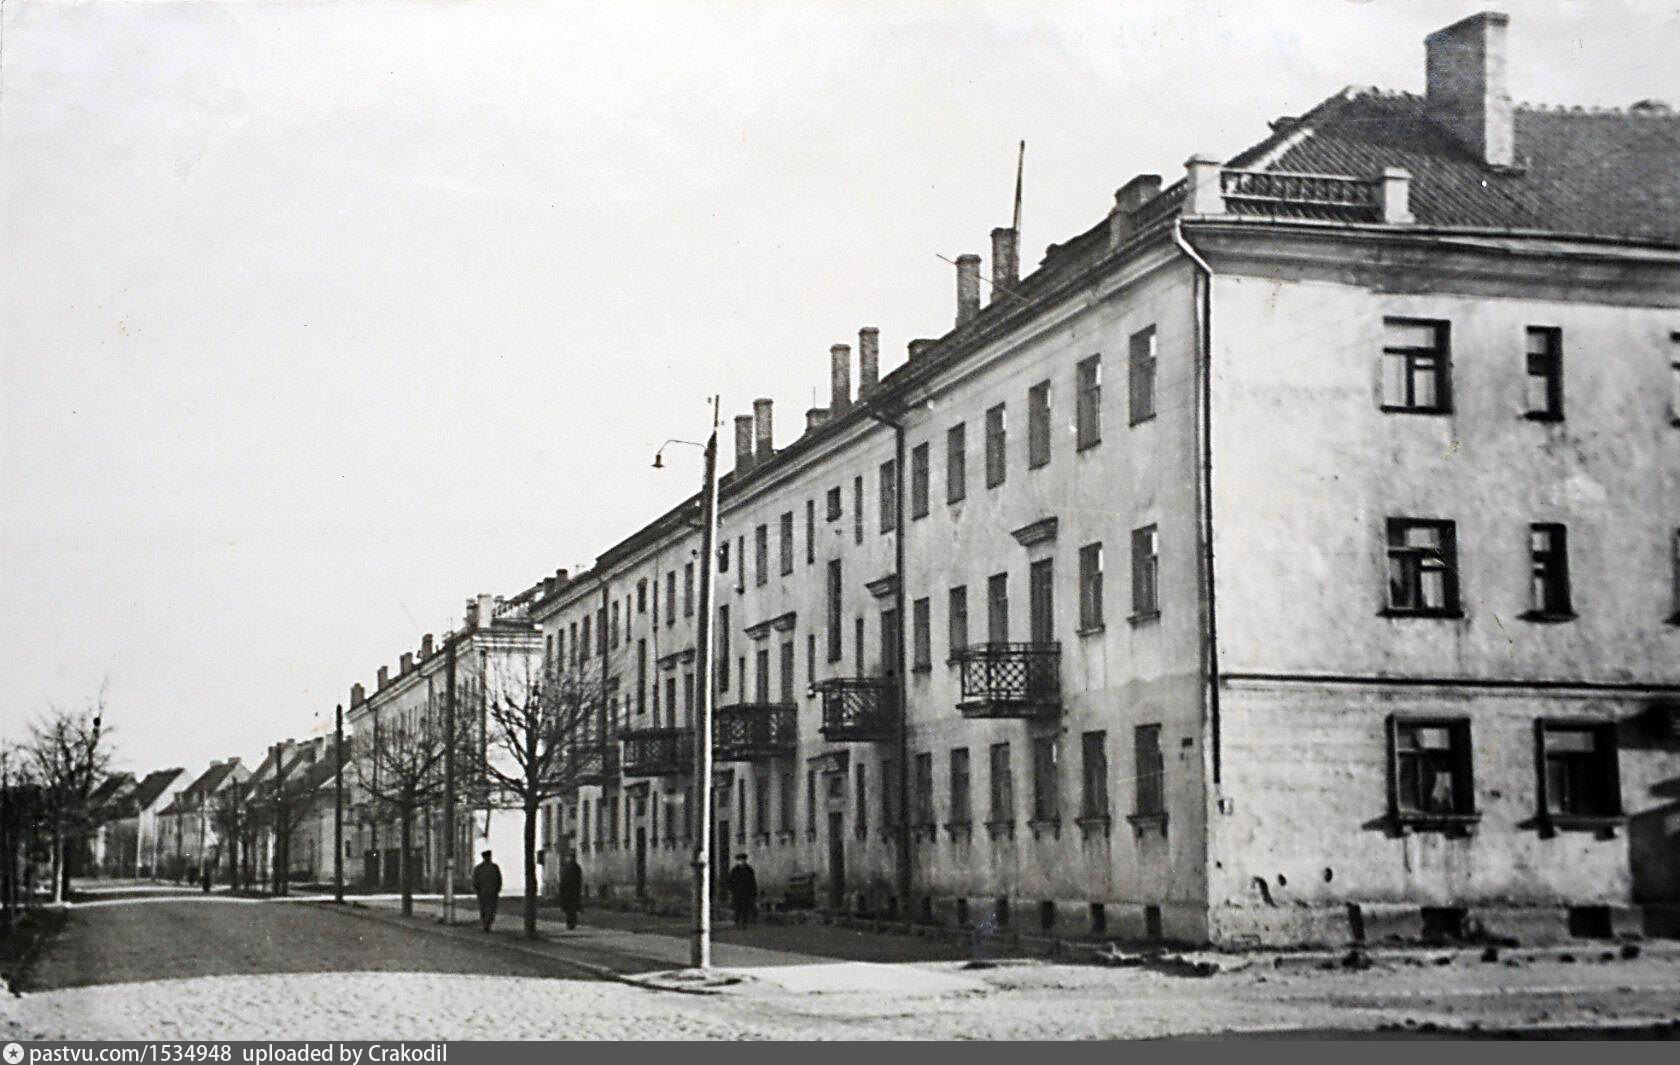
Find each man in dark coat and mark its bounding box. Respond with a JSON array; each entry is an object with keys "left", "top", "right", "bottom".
[
  {"left": 558, "top": 851, "right": 584, "bottom": 930},
  {"left": 471, "top": 850, "right": 502, "bottom": 932},
  {"left": 725, "top": 853, "right": 757, "bottom": 929}
]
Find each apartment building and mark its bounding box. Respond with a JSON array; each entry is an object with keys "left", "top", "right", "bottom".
[{"left": 529, "top": 10, "right": 1677, "bottom": 944}]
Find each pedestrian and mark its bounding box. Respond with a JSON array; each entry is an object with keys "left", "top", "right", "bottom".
[
  {"left": 471, "top": 849, "right": 502, "bottom": 932},
  {"left": 201, "top": 863, "right": 211, "bottom": 894},
  {"left": 725, "top": 852, "right": 757, "bottom": 929},
  {"left": 558, "top": 850, "right": 584, "bottom": 931}
]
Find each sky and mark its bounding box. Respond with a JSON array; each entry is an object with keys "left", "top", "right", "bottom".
[{"left": 3, "top": 0, "right": 1676, "bottom": 775}]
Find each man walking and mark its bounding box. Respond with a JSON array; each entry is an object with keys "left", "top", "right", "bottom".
[
  {"left": 725, "top": 852, "right": 757, "bottom": 929},
  {"left": 558, "top": 850, "right": 584, "bottom": 931},
  {"left": 471, "top": 849, "right": 502, "bottom": 932}
]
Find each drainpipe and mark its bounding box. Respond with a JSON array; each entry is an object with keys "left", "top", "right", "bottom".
[
  {"left": 866, "top": 404, "right": 912, "bottom": 913},
  {"left": 1171, "top": 218, "right": 1222, "bottom": 786}
]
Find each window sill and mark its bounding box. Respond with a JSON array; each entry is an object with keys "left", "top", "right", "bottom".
[
  {"left": 985, "top": 819, "right": 1016, "bottom": 841},
  {"left": 1520, "top": 610, "right": 1577, "bottom": 623},
  {"left": 1028, "top": 817, "right": 1061, "bottom": 841},
  {"left": 943, "top": 821, "right": 973, "bottom": 842},
  {"left": 1522, "top": 411, "right": 1564, "bottom": 423},
  {"left": 1379, "top": 607, "right": 1464, "bottom": 620},
  {"left": 1378, "top": 405, "right": 1452, "bottom": 416},
  {"left": 1076, "top": 814, "right": 1112, "bottom": 839},
  {"left": 1393, "top": 812, "right": 1480, "bottom": 837},
  {"left": 1027, "top": 460, "right": 1049, "bottom": 472},
  {"left": 1541, "top": 813, "right": 1624, "bottom": 839},
  {"left": 911, "top": 664, "right": 932, "bottom": 675},
  {"left": 1076, "top": 623, "right": 1106, "bottom": 637},
  {"left": 1126, "top": 812, "right": 1168, "bottom": 838},
  {"left": 1127, "top": 611, "right": 1161, "bottom": 627},
  {"left": 1075, "top": 439, "right": 1101, "bottom": 453},
  {"left": 1129, "top": 414, "right": 1157, "bottom": 427}
]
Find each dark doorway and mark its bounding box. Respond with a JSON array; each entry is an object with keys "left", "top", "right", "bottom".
[
  {"left": 634, "top": 826, "right": 647, "bottom": 899},
  {"left": 828, "top": 811, "right": 845, "bottom": 909}
]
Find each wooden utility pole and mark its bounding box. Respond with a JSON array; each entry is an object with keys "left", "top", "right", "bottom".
[
  {"left": 690, "top": 396, "right": 720, "bottom": 969},
  {"left": 334, "top": 704, "right": 345, "bottom": 903}
]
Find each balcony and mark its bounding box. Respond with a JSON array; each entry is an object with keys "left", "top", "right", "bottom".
[
  {"left": 816, "top": 677, "right": 898, "bottom": 742},
  {"left": 955, "top": 643, "right": 1061, "bottom": 718},
  {"left": 568, "top": 741, "right": 619, "bottom": 787},
  {"left": 713, "top": 702, "right": 798, "bottom": 762},
  {"left": 620, "top": 727, "right": 694, "bottom": 778}
]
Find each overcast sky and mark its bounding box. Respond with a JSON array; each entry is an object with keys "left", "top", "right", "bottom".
[{"left": 3, "top": 0, "right": 1675, "bottom": 774}]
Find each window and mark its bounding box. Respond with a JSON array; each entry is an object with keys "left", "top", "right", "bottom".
[
  {"left": 911, "top": 597, "right": 931, "bottom": 670},
  {"left": 985, "top": 403, "right": 1007, "bottom": 487},
  {"left": 853, "top": 476, "right": 863, "bottom": 544},
  {"left": 1080, "top": 731, "right": 1108, "bottom": 819},
  {"left": 636, "top": 640, "right": 647, "bottom": 714},
  {"left": 826, "top": 560, "right": 843, "bottom": 662},
  {"left": 779, "top": 640, "right": 795, "bottom": 703},
  {"left": 1031, "top": 736, "right": 1059, "bottom": 822},
  {"left": 1527, "top": 523, "right": 1572, "bottom": 619},
  {"left": 1671, "top": 528, "right": 1680, "bottom": 623},
  {"left": 806, "top": 633, "right": 815, "bottom": 684},
  {"left": 755, "top": 524, "right": 768, "bottom": 586},
  {"left": 947, "top": 423, "right": 967, "bottom": 503},
  {"left": 988, "top": 743, "right": 1013, "bottom": 823},
  {"left": 666, "top": 571, "right": 676, "bottom": 625},
  {"left": 1671, "top": 332, "right": 1680, "bottom": 423},
  {"left": 1130, "top": 525, "right": 1159, "bottom": 619},
  {"left": 683, "top": 672, "right": 694, "bottom": 719},
  {"left": 1129, "top": 326, "right": 1157, "bottom": 424},
  {"left": 755, "top": 774, "right": 768, "bottom": 838},
  {"left": 1525, "top": 326, "right": 1563, "bottom": 420},
  {"left": 913, "top": 753, "right": 934, "bottom": 828},
  {"left": 581, "top": 615, "right": 592, "bottom": 659},
  {"left": 1133, "top": 725, "right": 1164, "bottom": 818},
  {"left": 1388, "top": 718, "right": 1476, "bottom": 826},
  {"left": 1385, "top": 518, "right": 1459, "bottom": 616},
  {"left": 754, "top": 647, "right": 770, "bottom": 703},
  {"left": 1381, "top": 318, "right": 1451, "bottom": 413},
  {"left": 718, "top": 543, "right": 729, "bottom": 574},
  {"left": 1029, "top": 558, "right": 1053, "bottom": 644},
  {"left": 1078, "top": 542, "right": 1104, "bottom": 631},
  {"left": 780, "top": 771, "right": 795, "bottom": 833},
  {"left": 637, "top": 579, "right": 648, "bottom": 612},
  {"left": 950, "top": 748, "right": 971, "bottom": 825},
  {"left": 910, "top": 443, "right": 929, "bottom": 519},
  {"left": 1537, "top": 722, "right": 1621, "bottom": 823},
  {"left": 855, "top": 763, "right": 867, "bottom": 834},
  {"left": 718, "top": 606, "right": 730, "bottom": 691},
  {"left": 610, "top": 602, "right": 620, "bottom": 649},
  {"left": 1076, "top": 354, "right": 1102, "bottom": 449},
  {"left": 986, "top": 573, "right": 1009, "bottom": 643},
  {"left": 596, "top": 608, "right": 607, "bottom": 654},
  {"left": 779, "top": 511, "right": 794, "bottom": 575},
  {"left": 1027, "top": 380, "right": 1051, "bottom": 468},
  {"left": 879, "top": 459, "right": 897, "bottom": 534},
  {"left": 805, "top": 499, "right": 815, "bottom": 565},
  {"left": 683, "top": 562, "right": 695, "bottom": 617},
  {"left": 854, "top": 617, "right": 864, "bottom": 675},
  {"left": 734, "top": 536, "right": 745, "bottom": 594},
  {"left": 806, "top": 770, "right": 817, "bottom": 834},
  {"left": 948, "top": 585, "right": 968, "bottom": 656},
  {"left": 559, "top": 626, "right": 569, "bottom": 668},
  {"left": 880, "top": 608, "right": 898, "bottom": 677},
  {"left": 665, "top": 677, "right": 676, "bottom": 724},
  {"left": 826, "top": 486, "right": 842, "bottom": 522}
]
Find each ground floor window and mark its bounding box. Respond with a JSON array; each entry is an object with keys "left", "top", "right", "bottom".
[
  {"left": 1537, "top": 721, "right": 1621, "bottom": 826},
  {"left": 1387, "top": 716, "right": 1477, "bottom": 830}
]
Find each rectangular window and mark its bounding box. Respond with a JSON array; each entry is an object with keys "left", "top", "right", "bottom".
[
  {"left": 806, "top": 633, "right": 815, "bottom": 685},
  {"left": 806, "top": 499, "right": 815, "bottom": 565},
  {"left": 1381, "top": 318, "right": 1451, "bottom": 413},
  {"left": 718, "top": 606, "right": 730, "bottom": 692},
  {"left": 665, "top": 677, "right": 676, "bottom": 724},
  {"left": 910, "top": 443, "right": 929, "bottom": 519},
  {"left": 718, "top": 542, "right": 729, "bottom": 575},
  {"left": 1029, "top": 558, "right": 1053, "bottom": 644},
  {"left": 683, "top": 672, "right": 694, "bottom": 721},
  {"left": 1076, "top": 354, "right": 1103, "bottom": 449},
  {"left": 1538, "top": 722, "right": 1620, "bottom": 820},
  {"left": 734, "top": 536, "right": 745, "bottom": 594},
  {"left": 755, "top": 775, "right": 768, "bottom": 838},
  {"left": 1385, "top": 518, "right": 1459, "bottom": 615},
  {"left": 779, "top": 511, "right": 794, "bottom": 575},
  {"left": 637, "top": 579, "right": 648, "bottom": 612},
  {"left": 1129, "top": 326, "right": 1157, "bottom": 424},
  {"left": 988, "top": 743, "right": 1013, "bottom": 823},
  {"left": 853, "top": 476, "right": 864, "bottom": 544},
  {"left": 581, "top": 615, "right": 592, "bottom": 659},
  {"left": 946, "top": 423, "right": 967, "bottom": 504},
  {"left": 596, "top": 608, "right": 607, "bottom": 655},
  {"left": 911, "top": 597, "right": 931, "bottom": 670},
  {"left": 1031, "top": 736, "right": 1059, "bottom": 822},
  {"left": 855, "top": 763, "right": 867, "bottom": 834},
  {"left": 1133, "top": 724, "right": 1164, "bottom": 818},
  {"left": 755, "top": 524, "right": 769, "bottom": 586},
  {"left": 987, "top": 572, "right": 1009, "bottom": 643},
  {"left": 806, "top": 770, "right": 817, "bottom": 834},
  {"left": 985, "top": 403, "right": 1007, "bottom": 487},
  {"left": 779, "top": 640, "right": 795, "bottom": 703},
  {"left": 754, "top": 648, "right": 770, "bottom": 703},
  {"left": 1671, "top": 332, "right": 1680, "bottom": 423},
  {"left": 1130, "top": 525, "right": 1159, "bottom": 619},
  {"left": 1389, "top": 717, "right": 1475, "bottom": 822},
  {"left": 1079, "top": 542, "right": 1104, "bottom": 630},
  {"left": 826, "top": 560, "right": 843, "bottom": 662},
  {"left": 948, "top": 585, "right": 968, "bottom": 657},
  {"left": 880, "top": 608, "right": 898, "bottom": 678},
  {"left": 1080, "top": 731, "right": 1109, "bottom": 819},
  {"left": 636, "top": 640, "right": 648, "bottom": 714},
  {"left": 879, "top": 459, "right": 897, "bottom": 534},
  {"left": 610, "top": 601, "right": 620, "bottom": 649},
  {"left": 913, "top": 752, "right": 934, "bottom": 828},
  {"left": 826, "top": 486, "right": 842, "bottom": 522},
  {"left": 666, "top": 571, "right": 676, "bottom": 625},
  {"left": 950, "top": 748, "right": 971, "bottom": 825},
  {"left": 559, "top": 626, "right": 569, "bottom": 669},
  {"left": 1027, "top": 380, "right": 1051, "bottom": 468},
  {"left": 855, "top": 616, "right": 864, "bottom": 676},
  {"left": 1527, "top": 523, "right": 1573, "bottom": 619},
  {"left": 780, "top": 771, "right": 795, "bottom": 833},
  {"left": 683, "top": 562, "right": 695, "bottom": 617},
  {"left": 1525, "top": 326, "right": 1563, "bottom": 420}
]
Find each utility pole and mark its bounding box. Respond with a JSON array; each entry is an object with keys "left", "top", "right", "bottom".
[
  {"left": 334, "top": 704, "right": 345, "bottom": 903},
  {"left": 689, "top": 396, "right": 721, "bottom": 969},
  {"left": 444, "top": 635, "right": 457, "bottom": 926}
]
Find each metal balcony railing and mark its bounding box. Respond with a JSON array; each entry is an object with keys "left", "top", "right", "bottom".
[
  {"left": 567, "top": 741, "right": 618, "bottom": 787},
  {"left": 620, "top": 727, "right": 694, "bottom": 778},
  {"left": 1219, "top": 168, "right": 1379, "bottom": 221},
  {"left": 955, "top": 643, "right": 1062, "bottom": 718},
  {"left": 713, "top": 702, "right": 798, "bottom": 762},
  {"left": 815, "top": 677, "right": 898, "bottom": 741}
]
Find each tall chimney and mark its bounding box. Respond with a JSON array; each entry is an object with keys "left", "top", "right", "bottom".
[
  {"left": 858, "top": 328, "right": 880, "bottom": 396},
  {"left": 955, "top": 254, "right": 981, "bottom": 325},
  {"left": 753, "top": 398, "right": 773, "bottom": 463},
  {"left": 1108, "top": 173, "right": 1163, "bottom": 248},
  {"left": 420, "top": 633, "right": 433, "bottom": 658},
  {"left": 351, "top": 683, "right": 365, "bottom": 706},
  {"left": 734, "top": 415, "right": 755, "bottom": 474},
  {"left": 554, "top": 567, "right": 569, "bottom": 585},
  {"left": 377, "top": 666, "right": 389, "bottom": 689},
  {"left": 477, "top": 592, "right": 495, "bottom": 627},
  {"left": 830, "top": 344, "right": 852, "bottom": 413},
  {"left": 400, "top": 652, "right": 414, "bottom": 674},
  {"left": 1425, "top": 11, "right": 1513, "bottom": 168},
  {"left": 990, "top": 228, "right": 1018, "bottom": 301}
]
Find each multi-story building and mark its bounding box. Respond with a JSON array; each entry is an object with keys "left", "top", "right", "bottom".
[{"left": 543, "top": 10, "right": 1680, "bottom": 944}]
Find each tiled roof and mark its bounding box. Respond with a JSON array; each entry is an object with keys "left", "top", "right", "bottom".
[
  {"left": 126, "top": 768, "right": 185, "bottom": 812},
  {"left": 1224, "top": 88, "right": 1680, "bottom": 244}
]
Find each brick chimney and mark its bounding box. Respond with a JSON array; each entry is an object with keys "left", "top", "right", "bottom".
[
  {"left": 1425, "top": 11, "right": 1514, "bottom": 168},
  {"left": 477, "top": 593, "right": 495, "bottom": 628},
  {"left": 830, "top": 344, "right": 852, "bottom": 413},
  {"left": 1108, "top": 174, "right": 1163, "bottom": 248},
  {"left": 464, "top": 597, "right": 478, "bottom": 627},
  {"left": 420, "top": 633, "right": 433, "bottom": 658},
  {"left": 400, "top": 652, "right": 413, "bottom": 674},
  {"left": 753, "top": 398, "right": 773, "bottom": 463},
  {"left": 350, "top": 683, "right": 365, "bottom": 706},
  {"left": 990, "top": 228, "right": 1018, "bottom": 302},
  {"left": 858, "top": 328, "right": 880, "bottom": 396},
  {"left": 734, "top": 414, "right": 755, "bottom": 474},
  {"left": 806, "top": 407, "right": 830, "bottom": 432},
  {"left": 955, "top": 254, "right": 981, "bottom": 325},
  {"left": 376, "top": 666, "right": 389, "bottom": 690}
]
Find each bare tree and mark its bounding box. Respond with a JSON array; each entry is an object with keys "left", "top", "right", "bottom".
[
  {"left": 469, "top": 661, "right": 603, "bottom": 938},
  {"left": 354, "top": 710, "right": 454, "bottom": 916},
  {"left": 26, "top": 698, "right": 112, "bottom": 903},
  {"left": 209, "top": 785, "right": 246, "bottom": 892},
  {"left": 249, "top": 749, "right": 326, "bottom": 897}
]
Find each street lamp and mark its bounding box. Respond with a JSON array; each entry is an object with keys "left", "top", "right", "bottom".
[{"left": 653, "top": 399, "right": 721, "bottom": 970}]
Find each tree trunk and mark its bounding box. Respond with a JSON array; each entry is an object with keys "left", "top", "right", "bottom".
[
  {"left": 523, "top": 800, "right": 538, "bottom": 939},
  {"left": 399, "top": 808, "right": 414, "bottom": 917},
  {"left": 50, "top": 820, "right": 64, "bottom": 904}
]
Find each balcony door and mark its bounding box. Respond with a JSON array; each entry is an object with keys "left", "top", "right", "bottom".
[
  {"left": 1029, "top": 559, "right": 1054, "bottom": 644},
  {"left": 880, "top": 608, "right": 899, "bottom": 679},
  {"left": 987, "top": 573, "right": 1009, "bottom": 644}
]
